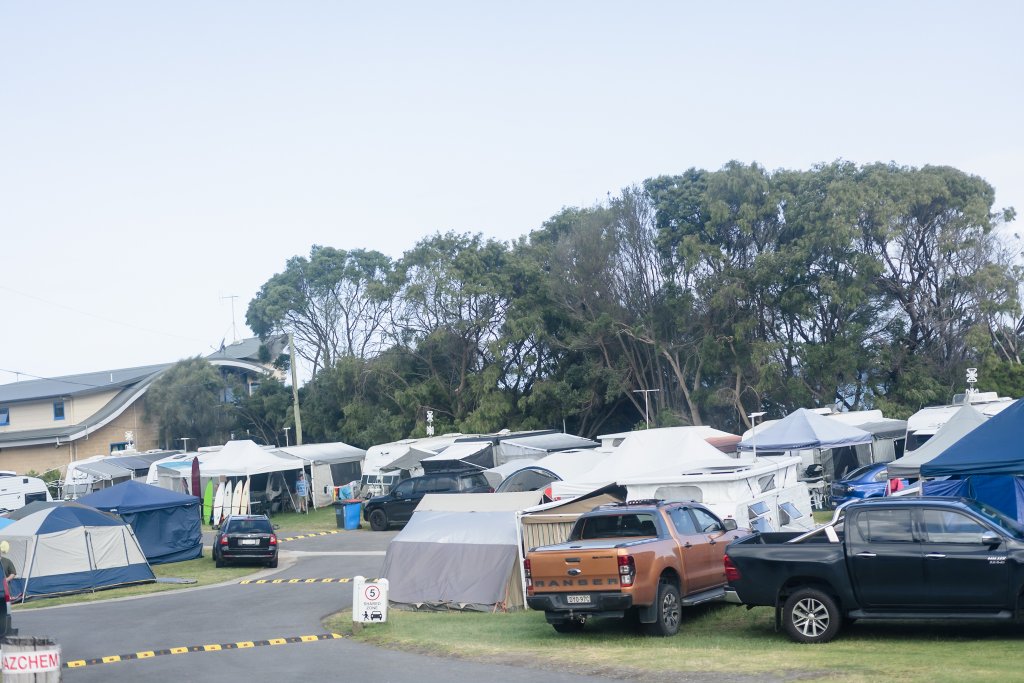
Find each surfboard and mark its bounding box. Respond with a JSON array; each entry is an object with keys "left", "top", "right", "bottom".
[
  {"left": 231, "top": 479, "right": 244, "bottom": 516},
  {"left": 240, "top": 478, "right": 250, "bottom": 515},
  {"left": 222, "top": 481, "right": 234, "bottom": 524},
  {"left": 212, "top": 482, "right": 226, "bottom": 526},
  {"left": 203, "top": 480, "right": 214, "bottom": 525}
]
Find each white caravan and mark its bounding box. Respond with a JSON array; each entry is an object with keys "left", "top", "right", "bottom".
[
  {"left": 0, "top": 472, "right": 53, "bottom": 512},
  {"left": 359, "top": 433, "right": 469, "bottom": 498}
]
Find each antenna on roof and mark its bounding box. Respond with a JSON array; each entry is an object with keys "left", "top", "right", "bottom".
[{"left": 221, "top": 294, "right": 239, "bottom": 343}]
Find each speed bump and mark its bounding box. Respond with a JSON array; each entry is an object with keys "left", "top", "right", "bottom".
[
  {"left": 278, "top": 530, "right": 344, "bottom": 543},
  {"left": 62, "top": 633, "right": 344, "bottom": 669},
  {"left": 240, "top": 577, "right": 354, "bottom": 585}
]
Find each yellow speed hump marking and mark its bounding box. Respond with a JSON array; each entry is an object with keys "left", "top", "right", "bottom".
[
  {"left": 277, "top": 530, "right": 344, "bottom": 543},
  {"left": 239, "top": 577, "right": 380, "bottom": 585},
  {"left": 62, "top": 633, "right": 344, "bottom": 669}
]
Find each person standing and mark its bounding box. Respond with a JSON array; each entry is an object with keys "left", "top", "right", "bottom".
[{"left": 295, "top": 471, "right": 309, "bottom": 513}]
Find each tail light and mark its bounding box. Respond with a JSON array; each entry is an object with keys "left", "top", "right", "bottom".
[
  {"left": 524, "top": 558, "right": 533, "bottom": 594},
  {"left": 724, "top": 555, "right": 741, "bottom": 583},
  {"left": 617, "top": 555, "right": 636, "bottom": 587},
  {"left": 219, "top": 536, "right": 228, "bottom": 546},
  {"left": 269, "top": 534, "right": 278, "bottom": 546}
]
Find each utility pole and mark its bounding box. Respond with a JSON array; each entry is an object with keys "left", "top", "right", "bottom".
[
  {"left": 289, "top": 333, "right": 303, "bottom": 445},
  {"left": 632, "top": 389, "right": 661, "bottom": 429},
  {"left": 221, "top": 294, "right": 239, "bottom": 343}
]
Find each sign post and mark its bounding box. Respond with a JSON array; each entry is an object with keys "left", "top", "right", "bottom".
[{"left": 352, "top": 576, "right": 389, "bottom": 631}]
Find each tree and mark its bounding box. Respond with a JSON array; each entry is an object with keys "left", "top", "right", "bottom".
[
  {"left": 144, "top": 358, "right": 238, "bottom": 449},
  {"left": 232, "top": 378, "right": 293, "bottom": 446},
  {"left": 247, "top": 246, "right": 394, "bottom": 374}
]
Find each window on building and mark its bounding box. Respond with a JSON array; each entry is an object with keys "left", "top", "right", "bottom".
[
  {"left": 53, "top": 400, "right": 65, "bottom": 421},
  {"left": 110, "top": 441, "right": 129, "bottom": 453},
  {"left": 0, "top": 407, "right": 8, "bottom": 426}
]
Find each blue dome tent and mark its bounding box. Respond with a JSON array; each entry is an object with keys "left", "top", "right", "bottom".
[{"left": 78, "top": 480, "right": 202, "bottom": 564}]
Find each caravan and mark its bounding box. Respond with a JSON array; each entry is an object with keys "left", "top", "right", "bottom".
[
  {"left": 0, "top": 472, "right": 52, "bottom": 512},
  {"left": 904, "top": 391, "right": 1015, "bottom": 453}
]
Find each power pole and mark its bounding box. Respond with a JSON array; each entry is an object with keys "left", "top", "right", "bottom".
[{"left": 289, "top": 333, "right": 303, "bottom": 445}]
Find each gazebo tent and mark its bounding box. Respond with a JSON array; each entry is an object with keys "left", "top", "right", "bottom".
[
  {"left": 918, "top": 399, "right": 1024, "bottom": 522},
  {"left": 887, "top": 405, "right": 987, "bottom": 479},
  {"left": 737, "top": 408, "right": 873, "bottom": 480},
  {"left": 380, "top": 491, "right": 545, "bottom": 611},
  {"left": 78, "top": 480, "right": 202, "bottom": 564},
  {"left": 0, "top": 502, "right": 154, "bottom": 600},
  {"left": 274, "top": 442, "right": 366, "bottom": 508}
]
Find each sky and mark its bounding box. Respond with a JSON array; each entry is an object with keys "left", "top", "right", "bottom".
[{"left": 2, "top": 2, "right": 1022, "bottom": 385}]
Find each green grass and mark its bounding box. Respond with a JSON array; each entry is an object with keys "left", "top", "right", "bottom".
[
  {"left": 221, "top": 504, "right": 358, "bottom": 533},
  {"left": 11, "top": 549, "right": 255, "bottom": 609},
  {"left": 326, "top": 605, "right": 1024, "bottom": 682}
]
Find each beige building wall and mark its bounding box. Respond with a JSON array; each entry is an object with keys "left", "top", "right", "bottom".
[
  {"left": 0, "top": 402, "right": 160, "bottom": 476},
  {"left": 0, "top": 389, "right": 120, "bottom": 433}
]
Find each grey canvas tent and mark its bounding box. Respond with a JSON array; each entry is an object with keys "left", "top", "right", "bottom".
[
  {"left": 887, "top": 405, "right": 987, "bottom": 479},
  {"left": 737, "top": 408, "right": 873, "bottom": 480},
  {"left": 380, "top": 491, "right": 544, "bottom": 611}
]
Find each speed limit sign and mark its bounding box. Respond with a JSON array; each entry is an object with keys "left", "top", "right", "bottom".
[{"left": 353, "top": 576, "right": 388, "bottom": 623}]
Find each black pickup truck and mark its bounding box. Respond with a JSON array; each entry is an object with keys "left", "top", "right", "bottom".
[{"left": 724, "top": 497, "right": 1024, "bottom": 643}]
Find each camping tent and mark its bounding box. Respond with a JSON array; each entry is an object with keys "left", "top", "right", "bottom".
[
  {"left": 887, "top": 405, "right": 987, "bottom": 479},
  {"left": 380, "top": 491, "right": 545, "bottom": 611},
  {"left": 738, "top": 408, "right": 873, "bottom": 480},
  {"left": 78, "top": 480, "right": 202, "bottom": 564},
  {"left": 0, "top": 502, "right": 154, "bottom": 600},
  {"left": 918, "top": 399, "right": 1024, "bottom": 522},
  {"left": 482, "top": 459, "right": 538, "bottom": 490},
  {"left": 921, "top": 399, "right": 1024, "bottom": 477}
]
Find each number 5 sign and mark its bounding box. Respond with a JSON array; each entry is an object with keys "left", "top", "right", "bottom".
[{"left": 353, "top": 576, "right": 389, "bottom": 623}]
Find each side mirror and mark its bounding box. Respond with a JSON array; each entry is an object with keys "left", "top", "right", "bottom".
[
  {"left": 981, "top": 531, "right": 1002, "bottom": 547},
  {"left": 722, "top": 518, "right": 738, "bottom": 531},
  {"left": 393, "top": 490, "right": 402, "bottom": 499}
]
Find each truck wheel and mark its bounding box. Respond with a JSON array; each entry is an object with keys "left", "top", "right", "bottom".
[
  {"left": 551, "top": 618, "right": 585, "bottom": 634},
  {"left": 783, "top": 588, "right": 842, "bottom": 644},
  {"left": 643, "top": 581, "right": 681, "bottom": 637},
  {"left": 369, "top": 510, "right": 389, "bottom": 532}
]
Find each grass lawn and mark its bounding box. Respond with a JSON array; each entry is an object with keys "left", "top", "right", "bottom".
[
  {"left": 11, "top": 549, "right": 255, "bottom": 610},
  {"left": 327, "top": 604, "right": 1024, "bottom": 682},
  {"left": 225, "top": 503, "right": 358, "bottom": 533}
]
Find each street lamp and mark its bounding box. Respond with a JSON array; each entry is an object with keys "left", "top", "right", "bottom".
[
  {"left": 178, "top": 437, "right": 191, "bottom": 453},
  {"left": 748, "top": 412, "right": 767, "bottom": 459},
  {"left": 283, "top": 427, "right": 291, "bottom": 447}
]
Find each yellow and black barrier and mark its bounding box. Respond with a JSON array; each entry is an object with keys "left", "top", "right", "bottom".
[
  {"left": 277, "top": 530, "right": 344, "bottom": 543},
  {"left": 64, "top": 633, "right": 344, "bottom": 669}
]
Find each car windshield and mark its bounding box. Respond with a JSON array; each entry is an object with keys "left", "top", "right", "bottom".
[
  {"left": 964, "top": 500, "right": 1024, "bottom": 540},
  {"left": 842, "top": 465, "right": 878, "bottom": 481}
]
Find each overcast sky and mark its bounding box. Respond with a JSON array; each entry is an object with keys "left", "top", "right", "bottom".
[{"left": 2, "top": 2, "right": 1021, "bottom": 385}]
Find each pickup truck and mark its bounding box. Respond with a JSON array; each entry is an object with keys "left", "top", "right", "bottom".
[
  {"left": 524, "top": 500, "right": 744, "bottom": 636},
  {"left": 724, "top": 496, "right": 1024, "bottom": 643}
]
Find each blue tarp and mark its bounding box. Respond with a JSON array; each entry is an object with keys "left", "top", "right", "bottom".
[
  {"left": 78, "top": 481, "right": 202, "bottom": 564},
  {"left": 923, "top": 476, "right": 1024, "bottom": 523},
  {"left": 920, "top": 398, "right": 1024, "bottom": 477}
]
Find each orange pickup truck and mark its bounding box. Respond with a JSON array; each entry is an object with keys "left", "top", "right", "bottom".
[{"left": 524, "top": 500, "right": 745, "bottom": 636}]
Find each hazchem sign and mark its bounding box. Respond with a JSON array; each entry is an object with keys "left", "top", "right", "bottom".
[
  {"left": 352, "top": 575, "right": 389, "bottom": 623},
  {"left": 2, "top": 649, "right": 61, "bottom": 673}
]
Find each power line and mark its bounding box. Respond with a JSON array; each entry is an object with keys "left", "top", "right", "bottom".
[{"left": 0, "top": 285, "right": 211, "bottom": 344}]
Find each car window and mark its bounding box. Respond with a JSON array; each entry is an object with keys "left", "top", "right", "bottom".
[
  {"left": 921, "top": 509, "right": 988, "bottom": 544},
  {"left": 577, "top": 513, "right": 658, "bottom": 539},
  {"left": 854, "top": 509, "right": 915, "bottom": 543},
  {"left": 670, "top": 507, "right": 698, "bottom": 535},
  {"left": 843, "top": 465, "right": 876, "bottom": 481},
  {"left": 691, "top": 508, "right": 724, "bottom": 534},
  {"left": 458, "top": 473, "right": 488, "bottom": 490},
  {"left": 872, "top": 469, "right": 890, "bottom": 483},
  {"left": 964, "top": 500, "right": 1024, "bottom": 540},
  {"left": 227, "top": 519, "right": 272, "bottom": 534},
  {"left": 393, "top": 480, "right": 415, "bottom": 497},
  {"left": 431, "top": 476, "right": 456, "bottom": 492}
]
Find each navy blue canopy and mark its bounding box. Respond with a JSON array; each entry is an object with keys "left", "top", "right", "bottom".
[
  {"left": 921, "top": 398, "right": 1024, "bottom": 477},
  {"left": 78, "top": 481, "right": 202, "bottom": 564}
]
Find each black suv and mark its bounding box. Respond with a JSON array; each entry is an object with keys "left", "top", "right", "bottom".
[
  {"left": 213, "top": 514, "right": 279, "bottom": 568},
  {"left": 364, "top": 471, "right": 493, "bottom": 531}
]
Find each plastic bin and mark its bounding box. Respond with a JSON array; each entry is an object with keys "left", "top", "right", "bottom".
[{"left": 342, "top": 499, "right": 362, "bottom": 530}]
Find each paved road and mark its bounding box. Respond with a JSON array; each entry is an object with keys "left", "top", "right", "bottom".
[{"left": 11, "top": 528, "right": 624, "bottom": 682}]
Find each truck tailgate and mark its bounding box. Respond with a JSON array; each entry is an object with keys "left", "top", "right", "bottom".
[{"left": 529, "top": 548, "right": 622, "bottom": 591}]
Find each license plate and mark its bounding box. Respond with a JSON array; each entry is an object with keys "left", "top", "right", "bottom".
[
  {"left": 566, "top": 594, "right": 591, "bottom": 604},
  {"left": 240, "top": 539, "right": 259, "bottom": 546}
]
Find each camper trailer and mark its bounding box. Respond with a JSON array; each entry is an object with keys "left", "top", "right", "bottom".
[
  {"left": 905, "top": 392, "right": 1014, "bottom": 454},
  {"left": 359, "top": 434, "right": 469, "bottom": 498},
  {"left": 0, "top": 472, "right": 53, "bottom": 512}
]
